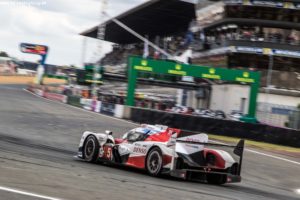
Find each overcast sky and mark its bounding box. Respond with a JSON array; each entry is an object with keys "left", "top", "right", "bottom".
[{"left": 0, "top": 0, "right": 147, "bottom": 66}]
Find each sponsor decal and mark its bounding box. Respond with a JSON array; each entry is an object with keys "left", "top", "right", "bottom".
[
  {"left": 100, "top": 102, "right": 115, "bottom": 116},
  {"left": 134, "top": 66, "right": 153, "bottom": 71},
  {"left": 185, "top": 137, "right": 205, "bottom": 143},
  {"left": 20, "top": 43, "right": 48, "bottom": 56},
  {"left": 168, "top": 64, "right": 187, "bottom": 76},
  {"left": 201, "top": 68, "right": 221, "bottom": 80},
  {"left": 168, "top": 70, "right": 187, "bottom": 76},
  {"left": 224, "top": 0, "right": 243, "bottom": 4},
  {"left": 235, "top": 72, "right": 255, "bottom": 83},
  {"left": 133, "top": 147, "right": 147, "bottom": 154},
  {"left": 252, "top": 0, "right": 283, "bottom": 7},
  {"left": 273, "top": 49, "right": 300, "bottom": 58},
  {"left": 236, "top": 46, "right": 263, "bottom": 54},
  {"left": 185, "top": 144, "right": 200, "bottom": 149}
]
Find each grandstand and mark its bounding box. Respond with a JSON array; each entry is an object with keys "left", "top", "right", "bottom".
[
  {"left": 191, "top": 0, "right": 300, "bottom": 127},
  {"left": 81, "top": 0, "right": 196, "bottom": 71},
  {"left": 192, "top": 0, "right": 300, "bottom": 89},
  {"left": 81, "top": 0, "right": 300, "bottom": 128}
]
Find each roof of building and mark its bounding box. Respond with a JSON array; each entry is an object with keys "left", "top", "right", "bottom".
[{"left": 81, "top": 0, "right": 196, "bottom": 44}]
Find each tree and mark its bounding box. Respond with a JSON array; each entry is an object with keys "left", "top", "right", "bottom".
[{"left": 0, "top": 51, "right": 9, "bottom": 57}]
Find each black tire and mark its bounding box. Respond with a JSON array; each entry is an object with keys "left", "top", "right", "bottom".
[
  {"left": 83, "top": 135, "right": 99, "bottom": 163},
  {"left": 146, "top": 147, "right": 163, "bottom": 176},
  {"left": 206, "top": 174, "right": 227, "bottom": 185}
]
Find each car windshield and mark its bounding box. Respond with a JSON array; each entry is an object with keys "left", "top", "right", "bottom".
[{"left": 122, "top": 129, "right": 149, "bottom": 142}]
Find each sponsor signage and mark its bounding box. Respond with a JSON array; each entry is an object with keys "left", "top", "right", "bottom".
[
  {"left": 20, "top": 43, "right": 48, "bottom": 56},
  {"left": 201, "top": 68, "right": 221, "bottom": 80},
  {"left": 100, "top": 102, "right": 115, "bottom": 116},
  {"left": 232, "top": 46, "right": 300, "bottom": 59},
  {"left": 168, "top": 64, "right": 187, "bottom": 76},
  {"left": 134, "top": 60, "right": 153, "bottom": 72},
  {"left": 272, "top": 49, "right": 300, "bottom": 58},
  {"left": 127, "top": 56, "right": 261, "bottom": 119},
  {"left": 224, "top": 0, "right": 300, "bottom": 9},
  {"left": 235, "top": 46, "right": 263, "bottom": 54},
  {"left": 235, "top": 72, "right": 255, "bottom": 83}
]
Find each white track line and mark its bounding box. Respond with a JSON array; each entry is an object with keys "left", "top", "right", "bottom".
[
  {"left": 0, "top": 186, "right": 63, "bottom": 200},
  {"left": 246, "top": 149, "right": 300, "bottom": 166},
  {"left": 24, "top": 88, "right": 300, "bottom": 166}
]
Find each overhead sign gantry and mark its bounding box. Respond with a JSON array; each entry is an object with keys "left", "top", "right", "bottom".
[{"left": 126, "top": 56, "right": 261, "bottom": 120}]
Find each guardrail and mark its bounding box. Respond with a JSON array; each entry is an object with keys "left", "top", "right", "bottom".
[
  {"left": 27, "top": 84, "right": 300, "bottom": 148},
  {"left": 129, "top": 107, "right": 300, "bottom": 148}
]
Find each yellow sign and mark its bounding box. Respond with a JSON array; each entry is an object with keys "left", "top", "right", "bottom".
[
  {"left": 141, "top": 60, "right": 148, "bottom": 66},
  {"left": 168, "top": 64, "right": 187, "bottom": 76},
  {"left": 235, "top": 72, "right": 254, "bottom": 83},
  {"left": 134, "top": 65, "right": 153, "bottom": 72},
  {"left": 202, "top": 68, "right": 220, "bottom": 79},
  {"left": 168, "top": 70, "right": 187, "bottom": 76},
  {"left": 263, "top": 48, "right": 272, "bottom": 55},
  {"left": 243, "top": 72, "right": 250, "bottom": 78},
  {"left": 236, "top": 77, "right": 254, "bottom": 83},
  {"left": 175, "top": 64, "right": 182, "bottom": 70},
  {"left": 209, "top": 68, "right": 216, "bottom": 74},
  {"left": 202, "top": 74, "right": 221, "bottom": 80}
]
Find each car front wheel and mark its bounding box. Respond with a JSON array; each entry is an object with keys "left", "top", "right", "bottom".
[{"left": 83, "top": 135, "right": 99, "bottom": 162}]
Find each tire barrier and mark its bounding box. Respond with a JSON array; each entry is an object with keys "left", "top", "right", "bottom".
[{"left": 130, "top": 107, "right": 300, "bottom": 148}]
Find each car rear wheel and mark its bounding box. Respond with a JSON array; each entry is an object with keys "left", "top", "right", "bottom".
[
  {"left": 83, "top": 135, "right": 99, "bottom": 162},
  {"left": 146, "top": 147, "right": 163, "bottom": 176},
  {"left": 206, "top": 174, "right": 227, "bottom": 185}
]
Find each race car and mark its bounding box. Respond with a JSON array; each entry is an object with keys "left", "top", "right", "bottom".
[{"left": 77, "top": 124, "right": 244, "bottom": 184}]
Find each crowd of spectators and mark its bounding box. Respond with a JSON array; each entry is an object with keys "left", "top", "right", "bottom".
[
  {"left": 100, "top": 33, "right": 192, "bottom": 70},
  {"left": 226, "top": 5, "right": 300, "bottom": 23},
  {"left": 204, "top": 26, "right": 300, "bottom": 46}
]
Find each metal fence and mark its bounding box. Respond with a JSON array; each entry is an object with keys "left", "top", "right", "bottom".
[
  {"left": 289, "top": 110, "right": 300, "bottom": 130},
  {"left": 257, "top": 102, "right": 299, "bottom": 129}
]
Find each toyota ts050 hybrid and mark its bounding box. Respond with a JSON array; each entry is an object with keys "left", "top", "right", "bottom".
[{"left": 77, "top": 124, "right": 244, "bottom": 185}]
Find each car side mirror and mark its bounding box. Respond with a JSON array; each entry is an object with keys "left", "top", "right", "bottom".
[{"left": 105, "top": 130, "right": 113, "bottom": 135}]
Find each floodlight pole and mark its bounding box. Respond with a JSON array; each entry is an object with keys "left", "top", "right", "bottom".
[
  {"left": 92, "top": 0, "right": 108, "bottom": 101},
  {"left": 266, "top": 54, "right": 273, "bottom": 94},
  {"left": 81, "top": 37, "right": 87, "bottom": 68}
]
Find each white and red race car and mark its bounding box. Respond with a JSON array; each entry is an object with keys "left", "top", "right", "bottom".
[{"left": 77, "top": 124, "right": 244, "bottom": 184}]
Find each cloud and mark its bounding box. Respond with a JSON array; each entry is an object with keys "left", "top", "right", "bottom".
[{"left": 0, "top": 0, "right": 147, "bottom": 66}]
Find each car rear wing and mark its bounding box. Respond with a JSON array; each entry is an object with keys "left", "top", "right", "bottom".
[{"left": 175, "top": 138, "right": 245, "bottom": 175}]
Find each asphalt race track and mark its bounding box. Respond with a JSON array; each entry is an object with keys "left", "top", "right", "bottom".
[{"left": 0, "top": 85, "right": 299, "bottom": 200}]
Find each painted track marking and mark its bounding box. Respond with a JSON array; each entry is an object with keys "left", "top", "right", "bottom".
[
  {"left": 24, "top": 88, "right": 300, "bottom": 166},
  {"left": 0, "top": 186, "right": 63, "bottom": 200},
  {"left": 246, "top": 149, "right": 300, "bottom": 166}
]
